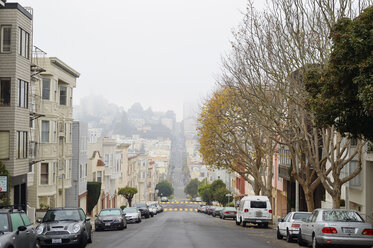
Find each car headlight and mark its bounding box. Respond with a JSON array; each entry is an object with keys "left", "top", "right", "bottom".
[
  {"left": 36, "top": 226, "right": 44, "bottom": 235},
  {"left": 72, "top": 224, "right": 81, "bottom": 233},
  {"left": 114, "top": 218, "right": 123, "bottom": 223}
]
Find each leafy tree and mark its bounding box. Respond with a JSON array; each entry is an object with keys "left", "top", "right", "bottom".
[
  {"left": 305, "top": 6, "right": 373, "bottom": 141},
  {"left": 198, "top": 183, "right": 213, "bottom": 205},
  {"left": 213, "top": 187, "right": 231, "bottom": 206},
  {"left": 184, "top": 179, "right": 200, "bottom": 198},
  {"left": 155, "top": 180, "right": 174, "bottom": 197},
  {"left": 87, "top": 182, "right": 102, "bottom": 214},
  {"left": 118, "top": 187, "right": 138, "bottom": 207}
]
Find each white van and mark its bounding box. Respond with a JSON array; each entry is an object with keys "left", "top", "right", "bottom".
[{"left": 236, "top": 196, "right": 272, "bottom": 228}]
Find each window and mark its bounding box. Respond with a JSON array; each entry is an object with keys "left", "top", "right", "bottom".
[
  {"left": 16, "top": 131, "right": 28, "bottom": 159},
  {"left": 18, "top": 28, "right": 29, "bottom": 59},
  {"left": 0, "top": 78, "right": 11, "bottom": 106},
  {"left": 53, "top": 79, "right": 57, "bottom": 101},
  {"left": 41, "top": 120, "right": 50, "bottom": 142},
  {"left": 104, "top": 154, "right": 109, "bottom": 166},
  {"left": 0, "top": 131, "right": 10, "bottom": 159},
  {"left": 40, "top": 163, "right": 49, "bottom": 185},
  {"left": 59, "top": 86, "right": 67, "bottom": 105},
  {"left": 349, "top": 161, "right": 361, "bottom": 187},
  {"left": 42, "top": 78, "right": 50, "bottom": 100},
  {"left": 10, "top": 213, "right": 24, "bottom": 230},
  {"left": 79, "top": 209, "right": 86, "bottom": 220},
  {"left": 17, "top": 79, "right": 28, "bottom": 108},
  {"left": 20, "top": 213, "right": 31, "bottom": 226},
  {"left": 97, "top": 171, "right": 102, "bottom": 183},
  {"left": 250, "top": 201, "right": 267, "bottom": 208},
  {"left": 350, "top": 138, "right": 358, "bottom": 147},
  {"left": 1, "top": 26, "right": 11, "bottom": 53}
]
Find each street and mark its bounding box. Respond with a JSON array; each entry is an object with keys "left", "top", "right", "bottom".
[{"left": 89, "top": 201, "right": 297, "bottom": 248}]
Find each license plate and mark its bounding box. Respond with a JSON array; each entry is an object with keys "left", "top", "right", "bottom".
[
  {"left": 105, "top": 223, "right": 111, "bottom": 226},
  {"left": 52, "top": 239, "right": 62, "bottom": 244},
  {"left": 343, "top": 227, "right": 355, "bottom": 234}
]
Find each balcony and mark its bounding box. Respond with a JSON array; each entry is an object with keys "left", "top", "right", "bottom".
[{"left": 31, "top": 46, "right": 46, "bottom": 77}]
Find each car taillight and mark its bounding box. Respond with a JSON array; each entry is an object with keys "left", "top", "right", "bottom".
[
  {"left": 291, "top": 224, "right": 300, "bottom": 228},
  {"left": 362, "top": 229, "right": 373, "bottom": 235},
  {"left": 234, "top": 212, "right": 237, "bottom": 214},
  {"left": 224, "top": 212, "right": 229, "bottom": 214},
  {"left": 269, "top": 209, "right": 272, "bottom": 213},
  {"left": 244, "top": 209, "right": 248, "bottom": 212},
  {"left": 215, "top": 210, "right": 219, "bottom": 213},
  {"left": 322, "top": 227, "right": 338, "bottom": 234}
]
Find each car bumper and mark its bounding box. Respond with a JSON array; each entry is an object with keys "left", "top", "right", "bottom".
[
  {"left": 95, "top": 222, "right": 123, "bottom": 230},
  {"left": 243, "top": 218, "right": 271, "bottom": 223},
  {"left": 288, "top": 228, "right": 300, "bottom": 235},
  {"left": 125, "top": 217, "right": 138, "bottom": 223},
  {"left": 38, "top": 233, "right": 82, "bottom": 246},
  {"left": 223, "top": 214, "right": 236, "bottom": 218},
  {"left": 317, "top": 235, "right": 373, "bottom": 246}
]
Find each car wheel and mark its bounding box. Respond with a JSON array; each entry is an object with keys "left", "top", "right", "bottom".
[
  {"left": 298, "top": 229, "right": 306, "bottom": 246},
  {"left": 242, "top": 221, "right": 247, "bottom": 227},
  {"left": 286, "top": 229, "right": 292, "bottom": 242},
  {"left": 79, "top": 232, "right": 88, "bottom": 248},
  {"left": 35, "top": 240, "right": 41, "bottom": 248},
  {"left": 145, "top": 214, "right": 150, "bottom": 219},
  {"left": 277, "top": 228, "right": 283, "bottom": 240},
  {"left": 235, "top": 217, "right": 241, "bottom": 226},
  {"left": 263, "top": 222, "right": 268, "bottom": 228},
  {"left": 87, "top": 230, "right": 92, "bottom": 243},
  {"left": 312, "top": 234, "right": 321, "bottom": 248}
]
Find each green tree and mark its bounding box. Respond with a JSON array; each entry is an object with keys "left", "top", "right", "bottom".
[
  {"left": 305, "top": 6, "right": 373, "bottom": 141},
  {"left": 87, "top": 182, "right": 101, "bottom": 214},
  {"left": 155, "top": 180, "right": 174, "bottom": 197},
  {"left": 213, "top": 187, "right": 231, "bottom": 206},
  {"left": 118, "top": 187, "right": 138, "bottom": 207},
  {"left": 184, "top": 179, "right": 200, "bottom": 198},
  {"left": 198, "top": 183, "right": 213, "bottom": 205}
]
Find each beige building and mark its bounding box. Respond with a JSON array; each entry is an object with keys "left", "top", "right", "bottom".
[
  {"left": 0, "top": 2, "right": 33, "bottom": 209},
  {"left": 87, "top": 151, "right": 106, "bottom": 216},
  {"left": 28, "top": 57, "right": 80, "bottom": 209},
  {"left": 128, "top": 154, "right": 148, "bottom": 204}
]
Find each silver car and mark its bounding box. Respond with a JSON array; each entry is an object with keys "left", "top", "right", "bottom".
[{"left": 298, "top": 208, "right": 373, "bottom": 248}]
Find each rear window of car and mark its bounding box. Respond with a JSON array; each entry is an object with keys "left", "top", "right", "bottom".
[
  {"left": 322, "top": 211, "right": 364, "bottom": 222},
  {"left": 293, "top": 213, "right": 311, "bottom": 220},
  {"left": 250, "top": 201, "right": 267, "bottom": 208},
  {"left": 224, "top": 207, "right": 236, "bottom": 211}
]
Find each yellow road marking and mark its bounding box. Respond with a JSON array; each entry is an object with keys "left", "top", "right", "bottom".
[
  {"left": 164, "top": 208, "right": 168, "bottom": 211},
  {"left": 189, "top": 208, "right": 193, "bottom": 211},
  {"left": 184, "top": 208, "right": 188, "bottom": 211},
  {"left": 179, "top": 208, "right": 183, "bottom": 211},
  {"left": 194, "top": 209, "right": 198, "bottom": 212},
  {"left": 174, "top": 208, "right": 178, "bottom": 211}
]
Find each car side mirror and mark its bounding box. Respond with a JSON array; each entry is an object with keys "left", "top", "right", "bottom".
[
  {"left": 86, "top": 217, "right": 91, "bottom": 222},
  {"left": 278, "top": 218, "right": 283, "bottom": 223},
  {"left": 36, "top": 219, "right": 42, "bottom": 224},
  {"left": 17, "top": 226, "right": 27, "bottom": 232}
]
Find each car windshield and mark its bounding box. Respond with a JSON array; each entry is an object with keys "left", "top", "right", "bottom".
[
  {"left": 0, "top": 214, "right": 9, "bottom": 232},
  {"left": 293, "top": 213, "right": 311, "bottom": 220},
  {"left": 322, "top": 211, "right": 364, "bottom": 222},
  {"left": 134, "top": 204, "right": 147, "bottom": 208},
  {"left": 224, "top": 207, "right": 236, "bottom": 211},
  {"left": 43, "top": 209, "right": 81, "bottom": 222},
  {"left": 99, "top": 209, "right": 121, "bottom": 216},
  {"left": 123, "top": 208, "right": 137, "bottom": 213},
  {"left": 250, "top": 201, "right": 267, "bottom": 208}
]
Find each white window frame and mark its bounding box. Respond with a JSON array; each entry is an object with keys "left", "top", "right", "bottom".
[{"left": 0, "top": 25, "right": 11, "bottom": 53}]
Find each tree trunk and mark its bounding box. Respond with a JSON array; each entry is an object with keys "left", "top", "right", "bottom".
[
  {"left": 332, "top": 189, "right": 341, "bottom": 209},
  {"left": 253, "top": 183, "right": 261, "bottom": 195},
  {"left": 128, "top": 198, "right": 132, "bottom": 207},
  {"left": 304, "top": 191, "right": 315, "bottom": 212}
]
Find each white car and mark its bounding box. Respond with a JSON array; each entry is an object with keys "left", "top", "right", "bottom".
[
  {"left": 236, "top": 195, "right": 272, "bottom": 228},
  {"left": 147, "top": 203, "right": 157, "bottom": 216},
  {"left": 277, "top": 211, "right": 311, "bottom": 242}
]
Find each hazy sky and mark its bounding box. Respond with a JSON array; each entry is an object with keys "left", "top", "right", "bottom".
[{"left": 17, "top": 0, "right": 264, "bottom": 120}]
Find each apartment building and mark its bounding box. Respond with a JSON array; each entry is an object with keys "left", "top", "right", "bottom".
[
  {"left": 27, "top": 56, "right": 80, "bottom": 209},
  {"left": 0, "top": 2, "right": 33, "bottom": 209},
  {"left": 65, "top": 121, "right": 88, "bottom": 212},
  {"left": 116, "top": 143, "right": 130, "bottom": 207},
  {"left": 128, "top": 154, "right": 148, "bottom": 204},
  {"left": 87, "top": 150, "right": 105, "bottom": 216}
]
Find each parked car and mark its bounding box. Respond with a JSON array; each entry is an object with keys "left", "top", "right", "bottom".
[
  {"left": 200, "top": 206, "right": 207, "bottom": 213},
  {"left": 276, "top": 211, "right": 311, "bottom": 242},
  {"left": 134, "top": 203, "right": 150, "bottom": 218},
  {"left": 220, "top": 207, "right": 237, "bottom": 219},
  {"left": 147, "top": 203, "right": 157, "bottom": 216},
  {"left": 95, "top": 208, "right": 127, "bottom": 231},
  {"left": 161, "top": 197, "right": 169, "bottom": 202},
  {"left": 195, "top": 197, "right": 202, "bottom": 202},
  {"left": 208, "top": 206, "right": 216, "bottom": 215},
  {"left": 197, "top": 204, "right": 205, "bottom": 213},
  {"left": 236, "top": 195, "right": 272, "bottom": 228},
  {"left": 0, "top": 209, "right": 37, "bottom": 248},
  {"left": 36, "top": 207, "right": 92, "bottom": 247},
  {"left": 155, "top": 203, "right": 163, "bottom": 213},
  {"left": 212, "top": 207, "right": 224, "bottom": 217},
  {"left": 122, "top": 207, "right": 141, "bottom": 224},
  {"left": 298, "top": 209, "right": 373, "bottom": 248}
]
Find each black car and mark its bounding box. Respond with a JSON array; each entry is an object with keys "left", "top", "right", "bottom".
[
  {"left": 0, "top": 209, "right": 37, "bottom": 248},
  {"left": 95, "top": 208, "right": 127, "bottom": 231},
  {"left": 133, "top": 203, "right": 150, "bottom": 218},
  {"left": 36, "top": 207, "right": 92, "bottom": 247}
]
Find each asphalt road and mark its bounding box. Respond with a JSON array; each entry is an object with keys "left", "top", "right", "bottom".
[{"left": 88, "top": 201, "right": 298, "bottom": 248}]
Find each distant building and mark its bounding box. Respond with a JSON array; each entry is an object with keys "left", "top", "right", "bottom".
[{"left": 88, "top": 128, "right": 102, "bottom": 143}]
